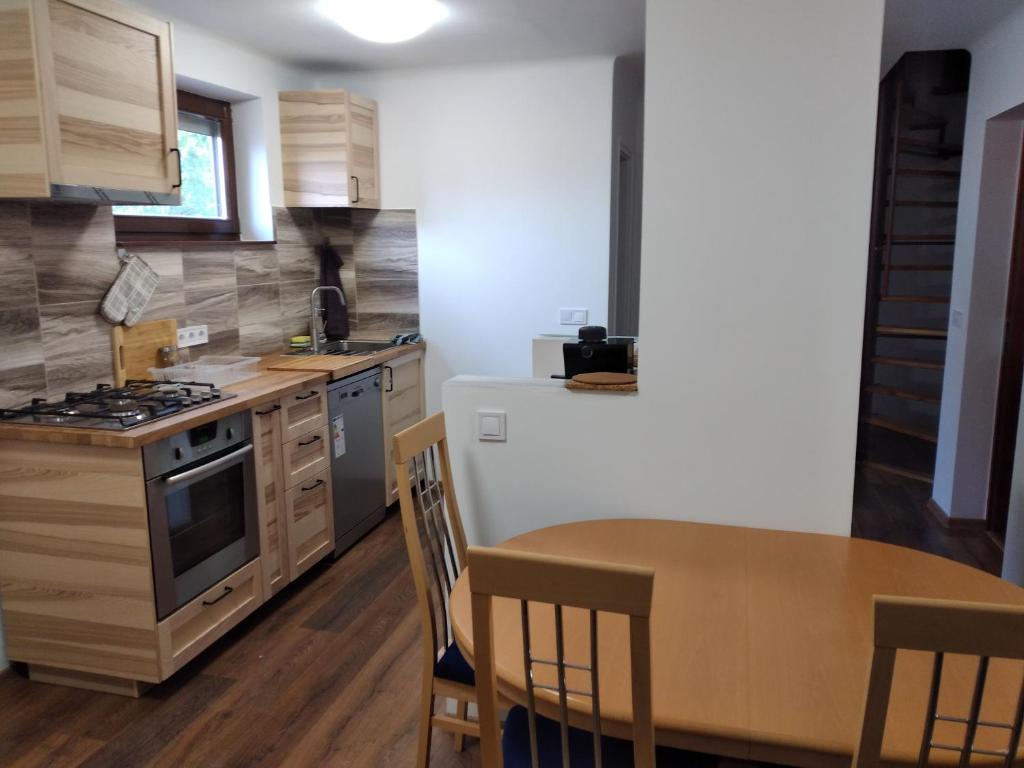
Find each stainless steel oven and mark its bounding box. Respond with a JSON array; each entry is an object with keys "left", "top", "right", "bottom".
[{"left": 143, "top": 412, "right": 259, "bottom": 620}]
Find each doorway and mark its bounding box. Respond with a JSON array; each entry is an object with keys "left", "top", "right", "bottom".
[{"left": 986, "top": 131, "right": 1024, "bottom": 542}]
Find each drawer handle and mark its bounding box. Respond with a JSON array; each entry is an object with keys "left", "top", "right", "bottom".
[
  {"left": 295, "top": 391, "right": 320, "bottom": 401},
  {"left": 255, "top": 404, "right": 281, "bottom": 416},
  {"left": 385, "top": 365, "right": 394, "bottom": 393},
  {"left": 298, "top": 434, "right": 322, "bottom": 447},
  {"left": 202, "top": 585, "right": 233, "bottom": 606},
  {"left": 302, "top": 479, "right": 325, "bottom": 493}
]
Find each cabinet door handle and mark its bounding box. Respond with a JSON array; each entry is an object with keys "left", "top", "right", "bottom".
[
  {"left": 385, "top": 365, "right": 394, "bottom": 393},
  {"left": 202, "top": 585, "right": 233, "bottom": 606},
  {"left": 295, "top": 390, "right": 320, "bottom": 401},
  {"left": 254, "top": 404, "right": 281, "bottom": 416},
  {"left": 301, "top": 479, "right": 325, "bottom": 493},
  {"left": 351, "top": 175, "right": 360, "bottom": 204},
  {"left": 170, "top": 148, "right": 182, "bottom": 189},
  {"left": 298, "top": 434, "right": 322, "bottom": 447}
]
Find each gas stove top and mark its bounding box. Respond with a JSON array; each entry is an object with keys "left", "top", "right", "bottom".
[{"left": 0, "top": 380, "right": 236, "bottom": 431}]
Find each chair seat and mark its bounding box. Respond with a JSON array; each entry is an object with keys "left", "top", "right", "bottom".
[
  {"left": 502, "top": 705, "right": 716, "bottom": 768},
  {"left": 434, "top": 642, "right": 475, "bottom": 686}
]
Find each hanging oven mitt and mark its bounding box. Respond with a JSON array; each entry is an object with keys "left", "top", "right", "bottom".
[{"left": 100, "top": 248, "right": 160, "bottom": 327}]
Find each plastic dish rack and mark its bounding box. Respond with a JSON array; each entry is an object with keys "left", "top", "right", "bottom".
[{"left": 150, "top": 356, "right": 260, "bottom": 388}]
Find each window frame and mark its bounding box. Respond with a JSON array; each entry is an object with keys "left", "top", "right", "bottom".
[{"left": 115, "top": 90, "right": 241, "bottom": 243}]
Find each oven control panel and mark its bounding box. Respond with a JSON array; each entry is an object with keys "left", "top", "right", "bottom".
[{"left": 143, "top": 411, "right": 252, "bottom": 480}]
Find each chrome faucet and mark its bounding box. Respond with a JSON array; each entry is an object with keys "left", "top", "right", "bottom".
[{"left": 310, "top": 286, "right": 347, "bottom": 354}]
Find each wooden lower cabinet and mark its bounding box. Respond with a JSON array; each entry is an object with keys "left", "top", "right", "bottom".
[
  {"left": 383, "top": 351, "right": 426, "bottom": 505},
  {"left": 156, "top": 558, "right": 263, "bottom": 679},
  {"left": 281, "top": 382, "right": 327, "bottom": 442},
  {"left": 286, "top": 469, "right": 335, "bottom": 578}
]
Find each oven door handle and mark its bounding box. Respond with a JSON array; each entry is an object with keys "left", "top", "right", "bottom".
[{"left": 164, "top": 444, "right": 253, "bottom": 487}]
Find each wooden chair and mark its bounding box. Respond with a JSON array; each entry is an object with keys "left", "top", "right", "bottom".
[
  {"left": 854, "top": 595, "right": 1024, "bottom": 768},
  {"left": 468, "top": 545, "right": 668, "bottom": 767},
  {"left": 394, "top": 412, "right": 477, "bottom": 768}
]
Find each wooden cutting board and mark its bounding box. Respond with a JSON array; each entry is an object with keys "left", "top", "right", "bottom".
[
  {"left": 566, "top": 372, "right": 638, "bottom": 392},
  {"left": 111, "top": 319, "right": 178, "bottom": 386}
]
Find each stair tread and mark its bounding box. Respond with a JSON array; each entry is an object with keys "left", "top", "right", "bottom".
[
  {"left": 883, "top": 264, "right": 953, "bottom": 272},
  {"left": 871, "top": 355, "right": 944, "bottom": 371},
  {"left": 862, "top": 416, "right": 938, "bottom": 443},
  {"left": 887, "top": 200, "right": 958, "bottom": 208},
  {"left": 897, "top": 137, "right": 963, "bottom": 156},
  {"left": 887, "top": 234, "right": 956, "bottom": 244},
  {"left": 879, "top": 295, "right": 950, "bottom": 303},
  {"left": 876, "top": 325, "right": 948, "bottom": 339},
  {"left": 859, "top": 460, "right": 934, "bottom": 484},
  {"left": 892, "top": 168, "right": 961, "bottom": 178},
  {"left": 864, "top": 384, "right": 941, "bottom": 405}
]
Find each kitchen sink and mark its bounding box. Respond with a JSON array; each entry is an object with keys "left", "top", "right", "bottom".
[{"left": 284, "top": 340, "right": 397, "bottom": 356}]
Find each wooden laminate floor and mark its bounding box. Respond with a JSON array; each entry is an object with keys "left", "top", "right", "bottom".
[
  {"left": 851, "top": 464, "right": 1003, "bottom": 576},
  {"left": 0, "top": 511, "right": 479, "bottom": 768}
]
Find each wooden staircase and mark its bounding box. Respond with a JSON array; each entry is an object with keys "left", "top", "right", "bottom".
[{"left": 857, "top": 50, "right": 970, "bottom": 486}]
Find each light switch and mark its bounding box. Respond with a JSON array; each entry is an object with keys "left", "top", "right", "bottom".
[
  {"left": 477, "top": 410, "right": 507, "bottom": 442},
  {"left": 559, "top": 308, "right": 588, "bottom": 326}
]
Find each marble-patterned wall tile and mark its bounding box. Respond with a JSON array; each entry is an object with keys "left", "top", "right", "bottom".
[
  {"left": 277, "top": 244, "right": 317, "bottom": 283},
  {"left": 239, "top": 323, "right": 283, "bottom": 356},
  {"left": 29, "top": 204, "right": 116, "bottom": 249},
  {"left": 0, "top": 203, "right": 36, "bottom": 313},
  {"left": 351, "top": 209, "right": 418, "bottom": 279},
  {"left": 279, "top": 279, "right": 316, "bottom": 342},
  {"left": 0, "top": 307, "right": 44, "bottom": 371},
  {"left": 183, "top": 250, "right": 236, "bottom": 291},
  {"left": 237, "top": 283, "right": 281, "bottom": 328},
  {"left": 205, "top": 329, "right": 241, "bottom": 357},
  {"left": 274, "top": 207, "right": 318, "bottom": 246},
  {"left": 31, "top": 204, "right": 118, "bottom": 307},
  {"left": 0, "top": 363, "right": 46, "bottom": 409},
  {"left": 355, "top": 277, "right": 418, "bottom": 315},
  {"left": 185, "top": 288, "right": 239, "bottom": 334},
  {"left": 353, "top": 312, "right": 419, "bottom": 338},
  {"left": 39, "top": 301, "right": 115, "bottom": 396},
  {"left": 137, "top": 250, "right": 187, "bottom": 324},
  {"left": 236, "top": 248, "right": 279, "bottom": 287}
]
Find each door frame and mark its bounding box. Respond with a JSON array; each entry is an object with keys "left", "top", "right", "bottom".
[{"left": 986, "top": 130, "right": 1024, "bottom": 540}]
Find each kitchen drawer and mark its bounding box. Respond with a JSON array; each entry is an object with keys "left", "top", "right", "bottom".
[
  {"left": 281, "top": 383, "right": 327, "bottom": 442},
  {"left": 385, "top": 352, "right": 422, "bottom": 396},
  {"left": 283, "top": 424, "right": 329, "bottom": 489},
  {"left": 387, "top": 385, "right": 423, "bottom": 426},
  {"left": 285, "top": 469, "right": 334, "bottom": 578},
  {"left": 156, "top": 559, "right": 263, "bottom": 679}
]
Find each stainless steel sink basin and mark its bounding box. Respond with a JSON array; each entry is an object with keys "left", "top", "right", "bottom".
[{"left": 284, "top": 340, "right": 397, "bottom": 357}]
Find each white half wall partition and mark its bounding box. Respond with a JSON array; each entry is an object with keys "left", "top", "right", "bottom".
[{"left": 444, "top": 0, "right": 885, "bottom": 545}]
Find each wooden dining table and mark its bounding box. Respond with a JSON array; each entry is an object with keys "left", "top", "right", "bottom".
[{"left": 448, "top": 519, "right": 1024, "bottom": 767}]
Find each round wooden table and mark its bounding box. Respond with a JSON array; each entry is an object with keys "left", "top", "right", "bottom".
[{"left": 449, "top": 519, "right": 1024, "bottom": 767}]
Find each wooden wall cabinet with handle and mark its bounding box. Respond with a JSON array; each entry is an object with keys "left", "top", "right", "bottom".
[
  {"left": 382, "top": 350, "right": 426, "bottom": 505},
  {"left": 0, "top": 0, "right": 180, "bottom": 202},
  {"left": 278, "top": 89, "right": 380, "bottom": 209}
]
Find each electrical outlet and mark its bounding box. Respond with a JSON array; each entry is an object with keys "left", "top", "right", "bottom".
[
  {"left": 559, "top": 308, "right": 588, "bottom": 326},
  {"left": 177, "top": 325, "right": 209, "bottom": 348}
]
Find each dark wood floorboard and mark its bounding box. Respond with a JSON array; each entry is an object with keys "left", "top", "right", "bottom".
[
  {"left": 851, "top": 465, "right": 1003, "bottom": 575},
  {"left": 0, "top": 510, "right": 479, "bottom": 768}
]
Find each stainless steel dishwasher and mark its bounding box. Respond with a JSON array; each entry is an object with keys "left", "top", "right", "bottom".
[{"left": 327, "top": 367, "right": 386, "bottom": 556}]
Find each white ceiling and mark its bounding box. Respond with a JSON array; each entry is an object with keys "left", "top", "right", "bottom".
[
  {"left": 133, "top": 0, "right": 645, "bottom": 72},
  {"left": 881, "top": 0, "right": 1021, "bottom": 74}
]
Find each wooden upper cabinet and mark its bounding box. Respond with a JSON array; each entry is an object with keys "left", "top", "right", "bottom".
[
  {"left": 279, "top": 89, "right": 380, "bottom": 209},
  {"left": 0, "top": 0, "right": 179, "bottom": 201}
]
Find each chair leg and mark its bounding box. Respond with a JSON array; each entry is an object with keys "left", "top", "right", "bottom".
[
  {"left": 453, "top": 698, "right": 469, "bottom": 752},
  {"left": 417, "top": 679, "right": 435, "bottom": 768}
]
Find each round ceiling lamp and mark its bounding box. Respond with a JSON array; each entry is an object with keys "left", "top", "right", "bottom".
[{"left": 317, "top": 0, "right": 450, "bottom": 43}]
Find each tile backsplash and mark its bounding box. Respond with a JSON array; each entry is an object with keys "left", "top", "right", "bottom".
[{"left": 0, "top": 203, "right": 419, "bottom": 407}]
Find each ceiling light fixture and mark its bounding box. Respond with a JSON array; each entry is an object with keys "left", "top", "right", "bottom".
[{"left": 317, "top": 0, "right": 449, "bottom": 44}]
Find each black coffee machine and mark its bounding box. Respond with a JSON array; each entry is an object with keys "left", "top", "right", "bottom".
[{"left": 559, "top": 326, "right": 635, "bottom": 378}]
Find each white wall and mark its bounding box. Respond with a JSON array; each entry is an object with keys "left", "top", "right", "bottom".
[
  {"left": 128, "top": 5, "right": 317, "bottom": 239},
  {"left": 933, "top": 4, "right": 1024, "bottom": 519},
  {"left": 315, "top": 59, "right": 615, "bottom": 412},
  {"left": 445, "top": 0, "right": 885, "bottom": 546}
]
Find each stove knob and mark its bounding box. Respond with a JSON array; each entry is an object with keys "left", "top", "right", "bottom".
[
  {"left": 174, "top": 447, "right": 183, "bottom": 461},
  {"left": 226, "top": 427, "right": 234, "bottom": 440},
  {"left": 211, "top": 388, "right": 222, "bottom": 398}
]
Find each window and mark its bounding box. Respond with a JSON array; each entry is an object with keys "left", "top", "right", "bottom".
[{"left": 114, "top": 90, "right": 240, "bottom": 242}]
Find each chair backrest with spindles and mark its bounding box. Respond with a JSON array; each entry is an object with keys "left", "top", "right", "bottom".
[
  {"left": 468, "top": 545, "right": 657, "bottom": 768},
  {"left": 854, "top": 595, "right": 1024, "bottom": 768},
  {"left": 394, "top": 413, "right": 470, "bottom": 670}
]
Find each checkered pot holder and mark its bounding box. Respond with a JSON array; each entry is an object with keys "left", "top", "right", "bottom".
[{"left": 101, "top": 249, "right": 160, "bottom": 327}]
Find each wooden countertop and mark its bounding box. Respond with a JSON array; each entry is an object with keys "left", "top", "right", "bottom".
[
  {"left": 265, "top": 341, "right": 425, "bottom": 377},
  {"left": 0, "top": 344, "right": 423, "bottom": 448},
  {"left": 450, "top": 519, "right": 1024, "bottom": 766}
]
